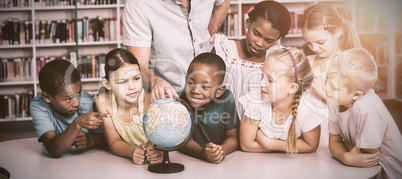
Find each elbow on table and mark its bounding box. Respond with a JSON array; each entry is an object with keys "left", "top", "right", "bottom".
[
  {"left": 47, "top": 150, "right": 64, "bottom": 158},
  {"left": 239, "top": 142, "right": 254, "bottom": 152},
  {"left": 309, "top": 146, "right": 318, "bottom": 153}
]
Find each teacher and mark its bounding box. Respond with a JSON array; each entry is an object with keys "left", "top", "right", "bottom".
[{"left": 123, "top": 0, "right": 230, "bottom": 99}]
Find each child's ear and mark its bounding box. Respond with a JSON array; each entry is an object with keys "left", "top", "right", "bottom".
[
  {"left": 289, "top": 83, "right": 299, "bottom": 94},
  {"left": 245, "top": 18, "right": 251, "bottom": 29},
  {"left": 335, "top": 27, "right": 342, "bottom": 38},
  {"left": 352, "top": 91, "right": 364, "bottom": 101},
  {"left": 215, "top": 85, "right": 226, "bottom": 99},
  {"left": 42, "top": 92, "right": 52, "bottom": 104},
  {"left": 102, "top": 78, "right": 112, "bottom": 90}
]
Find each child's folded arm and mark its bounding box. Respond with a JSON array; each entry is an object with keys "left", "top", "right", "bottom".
[
  {"left": 239, "top": 116, "right": 271, "bottom": 152},
  {"left": 329, "top": 133, "right": 349, "bottom": 163},
  {"left": 329, "top": 134, "right": 380, "bottom": 167},
  {"left": 256, "top": 125, "right": 320, "bottom": 153},
  {"left": 39, "top": 125, "right": 82, "bottom": 158},
  {"left": 221, "top": 127, "right": 239, "bottom": 155},
  {"left": 178, "top": 138, "right": 205, "bottom": 160}
]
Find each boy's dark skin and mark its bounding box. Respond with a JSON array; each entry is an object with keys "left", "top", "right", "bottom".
[
  {"left": 179, "top": 63, "right": 239, "bottom": 164},
  {"left": 40, "top": 81, "right": 108, "bottom": 158}
]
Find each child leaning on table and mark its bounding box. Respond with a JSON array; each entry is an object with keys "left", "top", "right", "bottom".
[
  {"left": 95, "top": 48, "right": 163, "bottom": 165},
  {"left": 30, "top": 60, "right": 108, "bottom": 158},
  {"left": 326, "top": 48, "right": 402, "bottom": 179},
  {"left": 179, "top": 53, "right": 240, "bottom": 164},
  {"left": 239, "top": 48, "right": 323, "bottom": 153}
]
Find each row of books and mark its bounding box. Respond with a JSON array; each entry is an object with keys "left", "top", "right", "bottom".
[
  {"left": 0, "top": 20, "right": 33, "bottom": 46},
  {"left": 289, "top": 11, "right": 302, "bottom": 35},
  {"left": 219, "top": 13, "right": 240, "bottom": 37},
  {"left": 0, "top": 0, "right": 29, "bottom": 8},
  {"left": 0, "top": 0, "right": 121, "bottom": 8},
  {"left": 36, "top": 53, "right": 106, "bottom": 79},
  {"left": 0, "top": 92, "right": 33, "bottom": 119},
  {"left": 0, "top": 58, "right": 33, "bottom": 82},
  {"left": 0, "top": 17, "right": 122, "bottom": 45},
  {"left": 75, "top": 54, "right": 106, "bottom": 79},
  {"left": 33, "top": 0, "right": 117, "bottom": 7},
  {"left": 1, "top": 53, "right": 107, "bottom": 82}
]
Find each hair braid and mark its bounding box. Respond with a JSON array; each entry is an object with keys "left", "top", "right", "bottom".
[
  {"left": 267, "top": 48, "right": 313, "bottom": 154},
  {"left": 286, "top": 90, "right": 302, "bottom": 153}
]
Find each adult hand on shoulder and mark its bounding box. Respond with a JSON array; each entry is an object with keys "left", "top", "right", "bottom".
[
  {"left": 203, "top": 142, "right": 225, "bottom": 164},
  {"left": 343, "top": 146, "right": 380, "bottom": 167},
  {"left": 146, "top": 144, "right": 163, "bottom": 164},
  {"left": 152, "top": 77, "right": 177, "bottom": 100},
  {"left": 132, "top": 144, "right": 147, "bottom": 165},
  {"left": 74, "top": 131, "right": 92, "bottom": 149},
  {"left": 75, "top": 112, "right": 109, "bottom": 130}
]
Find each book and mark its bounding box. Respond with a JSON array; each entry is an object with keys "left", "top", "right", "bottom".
[
  {"left": 0, "top": 92, "right": 33, "bottom": 119},
  {"left": 19, "top": 21, "right": 25, "bottom": 45},
  {"left": 97, "top": 16, "right": 104, "bottom": 41},
  {"left": 54, "top": 20, "right": 61, "bottom": 43},
  {"left": 49, "top": 20, "right": 57, "bottom": 43},
  {"left": 39, "top": 20, "right": 46, "bottom": 44},
  {"left": 12, "top": 19, "right": 19, "bottom": 45},
  {"left": 45, "top": 20, "right": 51, "bottom": 43}
]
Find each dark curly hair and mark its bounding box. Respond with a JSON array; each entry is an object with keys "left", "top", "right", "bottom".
[
  {"left": 39, "top": 60, "right": 81, "bottom": 96},
  {"left": 248, "top": 0, "right": 291, "bottom": 39}
]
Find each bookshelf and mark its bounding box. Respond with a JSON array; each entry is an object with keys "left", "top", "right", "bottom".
[
  {"left": 0, "top": 0, "right": 125, "bottom": 122},
  {"left": 222, "top": 0, "right": 400, "bottom": 100}
]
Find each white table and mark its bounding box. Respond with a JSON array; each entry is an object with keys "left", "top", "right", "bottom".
[{"left": 0, "top": 138, "right": 380, "bottom": 179}]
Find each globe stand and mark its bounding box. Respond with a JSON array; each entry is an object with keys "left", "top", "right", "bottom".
[{"left": 148, "top": 151, "right": 184, "bottom": 173}]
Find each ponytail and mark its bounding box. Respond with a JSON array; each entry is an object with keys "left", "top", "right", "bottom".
[{"left": 341, "top": 19, "right": 362, "bottom": 50}]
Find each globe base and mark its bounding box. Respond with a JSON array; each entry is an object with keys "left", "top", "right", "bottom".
[
  {"left": 148, "top": 162, "right": 184, "bottom": 174},
  {"left": 148, "top": 151, "right": 184, "bottom": 174}
]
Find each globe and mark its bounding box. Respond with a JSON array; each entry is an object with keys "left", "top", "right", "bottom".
[{"left": 143, "top": 97, "right": 194, "bottom": 173}]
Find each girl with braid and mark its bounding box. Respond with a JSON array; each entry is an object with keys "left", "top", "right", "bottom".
[{"left": 239, "top": 48, "right": 323, "bottom": 153}]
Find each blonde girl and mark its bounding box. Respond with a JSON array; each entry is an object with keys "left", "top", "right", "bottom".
[
  {"left": 239, "top": 48, "right": 323, "bottom": 153},
  {"left": 95, "top": 48, "right": 162, "bottom": 164}
]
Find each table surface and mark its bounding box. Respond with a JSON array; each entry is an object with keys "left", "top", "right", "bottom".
[{"left": 0, "top": 138, "right": 381, "bottom": 179}]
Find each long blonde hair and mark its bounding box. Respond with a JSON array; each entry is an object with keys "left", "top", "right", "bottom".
[
  {"left": 267, "top": 48, "right": 313, "bottom": 153},
  {"left": 300, "top": 3, "right": 361, "bottom": 50}
]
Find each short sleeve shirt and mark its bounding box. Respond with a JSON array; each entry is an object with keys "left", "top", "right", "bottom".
[
  {"left": 240, "top": 88, "right": 324, "bottom": 140},
  {"left": 329, "top": 89, "right": 402, "bottom": 179},
  {"left": 185, "top": 90, "right": 240, "bottom": 148},
  {"left": 123, "top": 0, "right": 224, "bottom": 92},
  {"left": 30, "top": 91, "right": 96, "bottom": 141}
]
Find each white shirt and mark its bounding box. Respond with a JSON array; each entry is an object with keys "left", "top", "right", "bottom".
[
  {"left": 123, "top": 0, "right": 225, "bottom": 92},
  {"left": 240, "top": 88, "right": 324, "bottom": 140}
]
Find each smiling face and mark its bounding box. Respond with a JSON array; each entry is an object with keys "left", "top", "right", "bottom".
[
  {"left": 260, "top": 58, "right": 293, "bottom": 103},
  {"left": 245, "top": 17, "right": 281, "bottom": 56},
  {"left": 105, "top": 64, "right": 143, "bottom": 104},
  {"left": 184, "top": 63, "right": 224, "bottom": 109},
  {"left": 302, "top": 29, "right": 341, "bottom": 59},
  {"left": 44, "top": 81, "right": 82, "bottom": 117}
]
